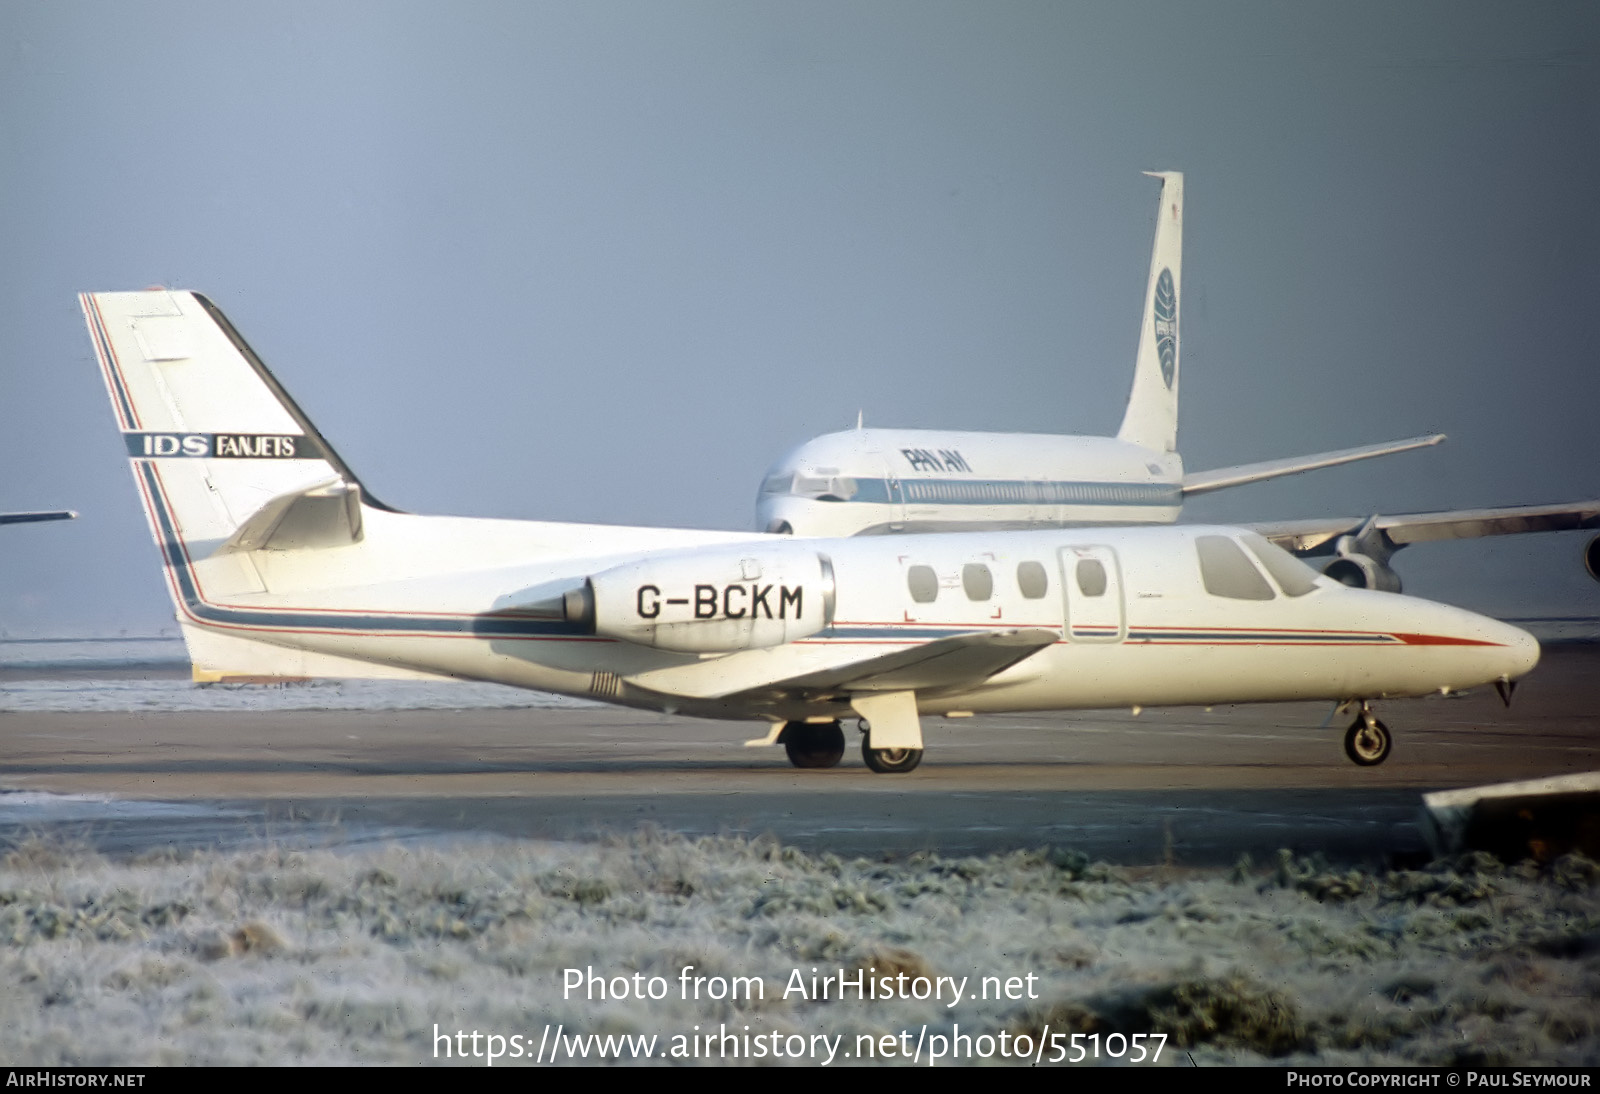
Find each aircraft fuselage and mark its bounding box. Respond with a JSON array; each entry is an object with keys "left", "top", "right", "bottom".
[{"left": 757, "top": 428, "right": 1183, "bottom": 537}]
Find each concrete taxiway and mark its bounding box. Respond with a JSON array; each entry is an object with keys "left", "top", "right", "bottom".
[{"left": 2, "top": 646, "right": 1596, "bottom": 864}]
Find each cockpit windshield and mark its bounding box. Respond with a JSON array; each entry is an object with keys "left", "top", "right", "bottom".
[
  {"left": 761, "top": 471, "right": 858, "bottom": 501},
  {"left": 1240, "top": 532, "right": 1323, "bottom": 597}
]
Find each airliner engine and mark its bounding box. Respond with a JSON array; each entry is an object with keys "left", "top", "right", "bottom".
[
  {"left": 565, "top": 547, "right": 836, "bottom": 653},
  {"left": 1321, "top": 552, "right": 1403, "bottom": 593}
]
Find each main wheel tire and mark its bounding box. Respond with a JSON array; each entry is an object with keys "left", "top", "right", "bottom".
[
  {"left": 783, "top": 721, "right": 845, "bottom": 768},
  {"left": 1344, "top": 716, "right": 1392, "bottom": 766},
  {"left": 861, "top": 735, "right": 923, "bottom": 774}
]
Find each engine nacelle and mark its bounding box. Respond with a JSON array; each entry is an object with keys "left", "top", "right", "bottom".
[
  {"left": 1586, "top": 535, "right": 1600, "bottom": 583},
  {"left": 565, "top": 547, "right": 835, "bottom": 653},
  {"left": 1322, "top": 553, "right": 1402, "bottom": 593}
]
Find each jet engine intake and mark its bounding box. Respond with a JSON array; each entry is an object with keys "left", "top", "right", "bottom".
[
  {"left": 1585, "top": 534, "right": 1600, "bottom": 583},
  {"left": 1322, "top": 553, "right": 1402, "bottom": 593}
]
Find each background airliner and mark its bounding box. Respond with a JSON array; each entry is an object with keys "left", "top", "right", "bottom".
[{"left": 756, "top": 172, "right": 1600, "bottom": 594}]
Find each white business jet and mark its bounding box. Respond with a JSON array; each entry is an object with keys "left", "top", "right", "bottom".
[
  {"left": 82, "top": 290, "right": 1537, "bottom": 773},
  {"left": 756, "top": 173, "right": 1600, "bottom": 592}
]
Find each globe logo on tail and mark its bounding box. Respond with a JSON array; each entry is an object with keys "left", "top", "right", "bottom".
[{"left": 1153, "top": 267, "right": 1177, "bottom": 389}]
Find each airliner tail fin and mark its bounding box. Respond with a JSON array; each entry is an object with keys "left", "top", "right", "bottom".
[{"left": 1117, "top": 171, "right": 1183, "bottom": 453}]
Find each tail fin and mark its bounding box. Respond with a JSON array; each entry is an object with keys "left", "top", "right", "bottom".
[
  {"left": 1116, "top": 170, "right": 1183, "bottom": 453},
  {"left": 81, "top": 290, "right": 389, "bottom": 555},
  {"left": 81, "top": 290, "right": 430, "bottom": 680}
]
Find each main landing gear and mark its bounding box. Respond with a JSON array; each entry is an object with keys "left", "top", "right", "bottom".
[
  {"left": 1343, "top": 704, "right": 1392, "bottom": 766},
  {"left": 781, "top": 720, "right": 845, "bottom": 769},
  {"left": 859, "top": 719, "right": 924, "bottom": 774},
  {"left": 776, "top": 718, "right": 925, "bottom": 773}
]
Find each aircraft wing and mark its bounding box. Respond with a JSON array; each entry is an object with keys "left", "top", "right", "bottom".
[
  {"left": 625, "top": 627, "right": 1059, "bottom": 701},
  {"left": 1182, "top": 434, "right": 1445, "bottom": 497},
  {"left": 0, "top": 510, "right": 76, "bottom": 525},
  {"left": 1252, "top": 499, "right": 1600, "bottom": 555},
  {"left": 771, "top": 627, "right": 1059, "bottom": 694}
]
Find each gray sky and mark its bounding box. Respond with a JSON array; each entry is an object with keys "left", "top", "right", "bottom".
[{"left": 2, "top": 1, "right": 1597, "bottom": 636}]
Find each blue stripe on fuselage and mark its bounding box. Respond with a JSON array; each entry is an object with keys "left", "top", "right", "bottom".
[
  {"left": 785, "top": 478, "right": 1181, "bottom": 506},
  {"left": 136, "top": 461, "right": 588, "bottom": 640}
]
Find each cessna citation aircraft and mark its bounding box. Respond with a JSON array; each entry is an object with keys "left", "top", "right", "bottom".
[
  {"left": 756, "top": 172, "right": 1600, "bottom": 593},
  {"left": 82, "top": 289, "right": 1538, "bottom": 774}
]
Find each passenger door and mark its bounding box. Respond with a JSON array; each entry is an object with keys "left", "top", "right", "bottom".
[{"left": 1057, "top": 545, "right": 1126, "bottom": 642}]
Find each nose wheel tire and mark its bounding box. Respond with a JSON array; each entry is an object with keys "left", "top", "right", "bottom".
[
  {"left": 1344, "top": 715, "right": 1392, "bottom": 766},
  {"left": 782, "top": 721, "right": 845, "bottom": 769},
  {"left": 861, "top": 736, "right": 923, "bottom": 774}
]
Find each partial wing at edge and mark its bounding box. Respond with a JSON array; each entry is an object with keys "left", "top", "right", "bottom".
[
  {"left": 1183, "top": 434, "right": 1445, "bottom": 497},
  {"left": 0, "top": 511, "right": 76, "bottom": 525}
]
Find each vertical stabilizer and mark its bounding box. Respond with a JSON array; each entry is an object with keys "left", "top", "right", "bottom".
[
  {"left": 81, "top": 290, "right": 375, "bottom": 557},
  {"left": 1116, "top": 171, "right": 1183, "bottom": 453},
  {"left": 82, "top": 290, "right": 394, "bottom": 679}
]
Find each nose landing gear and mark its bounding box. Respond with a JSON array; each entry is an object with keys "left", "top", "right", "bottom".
[{"left": 1343, "top": 704, "right": 1392, "bottom": 766}]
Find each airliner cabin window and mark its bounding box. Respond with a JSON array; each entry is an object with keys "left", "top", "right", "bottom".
[
  {"left": 1075, "top": 558, "right": 1108, "bottom": 597},
  {"left": 1196, "top": 535, "right": 1275, "bottom": 600},
  {"left": 1016, "top": 561, "right": 1048, "bottom": 599},
  {"left": 962, "top": 563, "right": 993, "bottom": 601},
  {"left": 907, "top": 565, "right": 939, "bottom": 604}
]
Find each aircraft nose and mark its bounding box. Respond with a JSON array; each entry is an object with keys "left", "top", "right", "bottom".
[
  {"left": 1405, "top": 602, "right": 1541, "bottom": 693},
  {"left": 1494, "top": 619, "right": 1541, "bottom": 681}
]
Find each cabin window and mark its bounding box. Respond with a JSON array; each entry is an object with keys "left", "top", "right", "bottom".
[
  {"left": 1075, "top": 558, "right": 1108, "bottom": 597},
  {"left": 1016, "top": 560, "right": 1048, "bottom": 599},
  {"left": 1241, "top": 532, "right": 1322, "bottom": 597},
  {"left": 1196, "top": 535, "right": 1276, "bottom": 600},
  {"left": 962, "top": 563, "right": 993, "bottom": 601},
  {"left": 907, "top": 565, "right": 939, "bottom": 603}
]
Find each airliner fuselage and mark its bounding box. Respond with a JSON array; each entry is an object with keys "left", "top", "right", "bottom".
[{"left": 757, "top": 429, "right": 1182, "bottom": 537}]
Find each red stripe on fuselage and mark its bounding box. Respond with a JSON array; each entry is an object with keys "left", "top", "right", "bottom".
[{"left": 1390, "top": 632, "right": 1501, "bottom": 647}]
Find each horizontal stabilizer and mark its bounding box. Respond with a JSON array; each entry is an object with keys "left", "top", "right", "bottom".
[
  {"left": 218, "top": 478, "right": 364, "bottom": 553},
  {"left": 1253, "top": 499, "right": 1600, "bottom": 554},
  {"left": 1183, "top": 434, "right": 1445, "bottom": 497}
]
